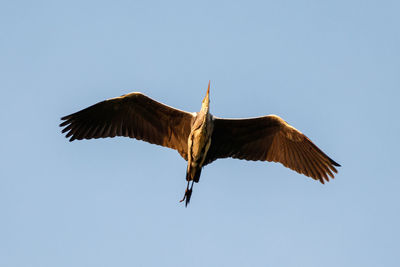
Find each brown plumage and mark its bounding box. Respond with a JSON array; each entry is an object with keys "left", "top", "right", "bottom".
[
  {"left": 204, "top": 115, "right": 339, "bottom": 184},
  {"left": 60, "top": 93, "right": 194, "bottom": 159},
  {"left": 60, "top": 82, "right": 340, "bottom": 206}
]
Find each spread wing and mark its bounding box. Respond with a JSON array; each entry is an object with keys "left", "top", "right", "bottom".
[
  {"left": 204, "top": 115, "right": 340, "bottom": 183},
  {"left": 60, "top": 92, "right": 194, "bottom": 160}
]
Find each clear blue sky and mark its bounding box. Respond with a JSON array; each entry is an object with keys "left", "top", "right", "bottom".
[{"left": 1, "top": 0, "right": 399, "bottom": 266}]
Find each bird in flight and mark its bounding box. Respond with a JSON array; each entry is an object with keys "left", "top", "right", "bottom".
[{"left": 60, "top": 81, "right": 340, "bottom": 206}]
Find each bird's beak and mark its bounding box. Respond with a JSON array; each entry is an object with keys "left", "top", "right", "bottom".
[{"left": 202, "top": 81, "right": 210, "bottom": 104}]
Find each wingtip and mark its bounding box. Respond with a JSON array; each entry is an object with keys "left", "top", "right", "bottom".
[
  {"left": 60, "top": 115, "right": 70, "bottom": 121},
  {"left": 332, "top": 160, "right": 341, "bottom": 167}
]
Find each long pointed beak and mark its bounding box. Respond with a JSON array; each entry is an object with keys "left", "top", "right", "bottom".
[{"left": 202, "top": 80, "right": 210, "bottom": 104}]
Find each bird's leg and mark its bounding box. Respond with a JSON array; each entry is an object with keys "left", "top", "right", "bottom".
[
  {"left": 185, "top": 181, "right": 194, "bottom": 207},
  {"left": 179, "top": 180, "right": 190, "bottom": 203},
  {"left": 179, "top": 180, "right": 194, "bottom": 207}
]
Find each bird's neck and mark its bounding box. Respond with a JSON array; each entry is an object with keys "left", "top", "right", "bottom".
[
  {"left": 200, "top": 103, "right": 209, "bottom": 112},
  {"left": 200, "top": 110, "right": 209, "bottom": 125}
]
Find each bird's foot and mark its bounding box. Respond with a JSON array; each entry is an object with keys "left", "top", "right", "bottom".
[
  {"left": 179, "top": 190, "right": 187, "bottom": 203},
  {"left": 179, "top": 181, "right": 193, "bottom": 207},
  {"left": 179, "top": 188, "right": 192, "bottom": 206}
]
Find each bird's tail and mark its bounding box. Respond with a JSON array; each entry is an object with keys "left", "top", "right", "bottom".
[{"left": 186, "top": 166, "right": 202, "bottom": 183}]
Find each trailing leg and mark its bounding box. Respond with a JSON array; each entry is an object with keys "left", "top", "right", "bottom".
[{"left": 179, "top": 180, "right": 194, "bottom": 207}]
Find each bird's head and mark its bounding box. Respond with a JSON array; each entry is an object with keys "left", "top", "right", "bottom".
[{"left": 201, "top": 80, "right": 210, "bottom": 112}]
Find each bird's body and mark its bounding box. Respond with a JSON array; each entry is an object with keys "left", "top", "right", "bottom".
[
  {"left": 181, "top": 85, "right": 213, "bottom": 204},
  {"left": 60, "top": 82, "right": 340, "bottom": 206},
  {"left": 186, "top": 111, "right": 212, "bottom": 181}
]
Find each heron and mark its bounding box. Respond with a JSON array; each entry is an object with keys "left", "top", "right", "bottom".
[{"left": 60, "top": 81, "right": 340, "bottom": 206}]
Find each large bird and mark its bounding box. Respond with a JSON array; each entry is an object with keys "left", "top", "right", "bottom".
[{"left": 60, "top": 82, "right": 340, "bottom": 206}]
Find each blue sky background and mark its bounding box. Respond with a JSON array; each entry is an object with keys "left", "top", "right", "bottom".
[{"left": 1, "top": 0, "right": 399, "bottom": 266}]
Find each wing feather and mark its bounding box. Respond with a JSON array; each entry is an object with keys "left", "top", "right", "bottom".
[
  {"left": 205, "top": 115, "right": 340, "bottom": 183},
  {"left": 60, "top": 92, "right": 194, "bottom": 160}
]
